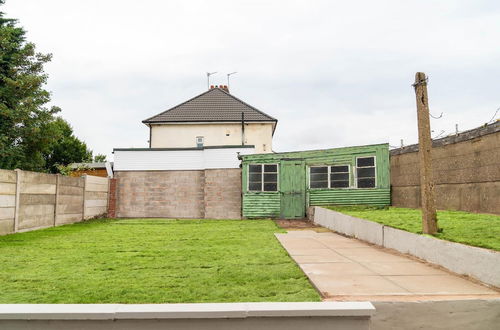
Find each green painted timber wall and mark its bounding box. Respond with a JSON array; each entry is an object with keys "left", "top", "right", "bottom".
[{"left": 241, "top": 143, "right": 391, "bottom": 218}]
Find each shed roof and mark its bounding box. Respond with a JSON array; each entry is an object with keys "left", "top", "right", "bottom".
[{"left": 142, "top": 87, "right": 277, "bottom": 124}]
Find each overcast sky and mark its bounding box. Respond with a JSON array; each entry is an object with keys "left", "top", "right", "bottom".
[{"left": 4, "top": 0, "right": 500, "bottom": 158}]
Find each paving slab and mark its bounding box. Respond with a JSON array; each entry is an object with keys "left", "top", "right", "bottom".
[{"left": 275, "top": 230, "right": 500, "bottom": 301}]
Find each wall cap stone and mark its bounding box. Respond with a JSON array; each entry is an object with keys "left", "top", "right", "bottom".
[{"left": 0, "top": 302, "right": 375, "bottom": 320}]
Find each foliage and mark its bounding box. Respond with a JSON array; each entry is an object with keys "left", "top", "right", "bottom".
[
  {"left": 43, "top": 117, "right": 92, "bottom": 173},
  {"left": 328, "top": 206, "right": 500, "bottom": 251},
  {"left": 93, "top": 154, "right": 107, "bottom": 162},
  {"left": 0, "top": 219, "right": 320, "bottom": 303},
  {"left": 0, "top": 1, "right": 92, "bottom": 172}
]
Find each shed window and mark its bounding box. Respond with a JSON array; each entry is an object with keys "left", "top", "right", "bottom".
[
  {"left": 356, "top": 156, "right": 376, "bottom": 188},
  {"left": 248, "top": 164, "right": 278, "bottom": 192},
  {"left": 310, "top": 167, "right": 329, "bottom": 188},
  {"left": 330, "top": 165, "right": 350, "bottom": 188},
  {"left": 310, "top": 165, "right": 350, "bottom": 189}
]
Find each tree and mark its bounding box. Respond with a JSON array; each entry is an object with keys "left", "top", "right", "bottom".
[
  {"left": 93, "top": 154, "right": 107, "bottom": 162},
  {"left": 0, "top": 1, "right": 92, "bottom": 172},
  {"left": 43, "top": 117, "right": 92, "bottom": 173}
]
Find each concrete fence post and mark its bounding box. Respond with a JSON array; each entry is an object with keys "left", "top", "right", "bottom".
[
  {"left": 82, "top": 175, "right": 87, "bottom": 221},
  {"left": 13, "top": 169, "right": 22, "bottom": 233},
  {"left": 53, "top": 174, "right": 60, "bottom": 227}
]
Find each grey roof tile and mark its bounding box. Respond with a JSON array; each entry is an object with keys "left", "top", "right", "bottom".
[{"left": 142, "top": 88, "right": 277, "bottom": 123}]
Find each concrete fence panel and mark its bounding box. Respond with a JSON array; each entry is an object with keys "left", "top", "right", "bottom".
[
  {"left": 0, "top": 170, "right": 109, "bottom": 236},
  {"left": 84, "top": 175, "right": 109, "bottom": 219}
]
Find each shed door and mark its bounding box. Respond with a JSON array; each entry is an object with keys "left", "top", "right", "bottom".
[{"left": 280, "top": 160, "right": 306, "bottom": 219}]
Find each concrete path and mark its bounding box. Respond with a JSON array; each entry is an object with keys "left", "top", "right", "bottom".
[{"left": 275, "top": 230, "right": 500, "bottom": 301}]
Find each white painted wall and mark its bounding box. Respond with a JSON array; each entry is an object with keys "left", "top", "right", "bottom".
[
  {"left": 150, "top": 122, "right": 274, "bottom": 153},
  {"left": 113, "top": 147, "right": 255, "bottom": 171}
]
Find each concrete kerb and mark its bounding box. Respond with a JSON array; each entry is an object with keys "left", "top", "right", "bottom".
[
  {"left": 0, "top": 302, "right": 375, "bottom": 330},
  {"left": 312, "top": 207, "right": 500, "bottom": 288}
]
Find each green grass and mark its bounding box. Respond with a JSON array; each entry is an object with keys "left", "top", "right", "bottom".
[
  {"left": 327, "top": 206, "right": 500, "bottom": 251},
  {"left": 0, "top": 219, "right": 320, "bottom": 303}
]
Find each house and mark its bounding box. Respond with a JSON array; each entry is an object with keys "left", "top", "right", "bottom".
[
  {"left": 112, "top": 86, "right": 278, "bottom": 219},
  {"left": 240, "top": 143, "right": 390, "bottom": 219},
  {"left": 142, "top": 85, "right": 278, "bottom": 153}
]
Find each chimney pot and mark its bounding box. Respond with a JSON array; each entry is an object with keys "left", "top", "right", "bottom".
[{"left": 210, "top": 85, "right": 214, "bottom": 89}]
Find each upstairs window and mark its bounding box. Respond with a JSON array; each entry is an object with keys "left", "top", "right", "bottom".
[
  {"left": 248, "top": 164, "right": 278, "bottom": 192},
  {"left": 196, "top": 136, "right": 204, "bottom": 148},
  {"left": 310, "top": 165, "right": 350, "bottom": 189},
  {"left": 356, "top": 157, "right": 376, "bottom": 188}
]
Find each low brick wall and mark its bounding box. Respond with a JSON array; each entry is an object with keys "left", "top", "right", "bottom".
[
  {"left": 114, "top": 169, "right": 242, "bottom": 219},
  {"left": 0, "top": 169, "right": 109, "bottom": 236},
  {"left": 312, "top": 207, "right": 500, "bottom": 287},
  {"left": 0, "top": 302, "right": 375, "bottom": 330}
]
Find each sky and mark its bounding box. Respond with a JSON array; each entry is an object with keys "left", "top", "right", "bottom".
[{"left": 3, "top": 0, "right": 500, "bottom": 158}]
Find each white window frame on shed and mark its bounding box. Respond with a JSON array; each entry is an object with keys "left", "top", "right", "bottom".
[
  {"left": 308, "top": 165, "right": 351, "bottom": 189},
  {"left": 247, "top": 164, "right": 279, "bottom": 192},
  {"left": 355, "top": 156, "right": 377, "bottom": 189}
]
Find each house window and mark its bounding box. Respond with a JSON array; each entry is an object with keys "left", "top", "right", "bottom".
[
  {"left": 196, "top": 136, "right": 204, "bottom": 148},
  {"left": 356, "top": 156, "right": 376, "bottom": 188},
  {"left": 330, "top": 165, "right": 350, "bottom": 188},
  {"left": 248, "top": 164, "right": 278, "bottom": 192},
  {"left": 310, "top": 165, "right": 350, "bottom": 189}
]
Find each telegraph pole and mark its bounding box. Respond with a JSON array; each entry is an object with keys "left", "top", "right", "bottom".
[{"left": 413, "top": 72, "right": 438, "bottom": 234}]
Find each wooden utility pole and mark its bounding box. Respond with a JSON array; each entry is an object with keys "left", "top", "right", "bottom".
[{"left": 413, "top": 72, "right": 438, "bottom": 234}]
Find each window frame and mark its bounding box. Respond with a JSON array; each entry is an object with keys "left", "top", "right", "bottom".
[
  {"left": 308, "top": 164, "right": 351, "bottom": 190},
  {"left": 355, "top": 156, "right": 377, "bottom": 189},
  {"left": 247, "top": 163, "right": 279, "bottom": 192}
]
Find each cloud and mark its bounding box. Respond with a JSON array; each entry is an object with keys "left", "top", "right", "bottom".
[{"left": 4, "top": 0, "right": 500, "bottom": 157}]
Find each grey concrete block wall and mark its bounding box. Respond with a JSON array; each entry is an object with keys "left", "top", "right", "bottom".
[
  {"left": 115, "top": 169, "right": 242, "bottom": 219},
  {"left": 312, "top": 207, "right": 500, "bottom": 287},
  {"left": 0, "top": 169, "right": 109, "bottom": 236},
  {"left": 204, "top": 169, "right": 241, "bottom": 219}
]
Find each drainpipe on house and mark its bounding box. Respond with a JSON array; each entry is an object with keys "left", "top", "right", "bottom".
[{"left": 241, "top": 112, "right": 245, "bottom": 145}]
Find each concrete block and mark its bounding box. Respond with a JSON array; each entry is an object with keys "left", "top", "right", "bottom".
[
  {"left": 383, "top": 226, "right": 419, "bottom": 256},
  {"left": 353, "top": 217, "right": 384, "bottom": 246},
  {"left": 85, "top": 199, "right": 107, "bottom": 207},
  {"left": 0, "top": 195, "right": 16, "bottom": 208},
  {"left": 57, "top": 203, "right": 83, "bottom": 215},
  {"left": 20, "top": 171, "right": 56, "bottom": 185},
  {"left": 0, "top": 207, "right": 15, "bottom": 220},
  {"left": 19, "top": 194, "right": 56, "bottom": 205},
  {"left": 0, "top": 219, "right": 14, "bottom": 235},
  {"left": 85, "top": 183, "right": 108, "bottom": 192},
  {"left": 21, "top": 183, "right": 56, "bottom": 195},
  {"left": 0, "top": 169, "right": 16, "bottom": 183},
  {"left": 59, "top": 175, "right": 84, "bottom": 187},
  {"left": 85, "top": 175, "right": 108, "bottom": 185},
  {"left": 0, "top": 182, "right": 16, "bottom": 195},
  {"left": 58, "top": 185, "right": 84, "bottom": 196},
  {"left": 56, "top": 213, "right": 83, "bottom": 224}
]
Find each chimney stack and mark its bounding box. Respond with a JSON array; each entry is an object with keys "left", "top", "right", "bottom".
[{"left": 220, "top": 85, "right": 229, "bottom": 93}]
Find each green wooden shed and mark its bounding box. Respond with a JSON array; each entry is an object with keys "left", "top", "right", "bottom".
[{"left": 239, "top": 143, "right": 390, "bottom": 219}]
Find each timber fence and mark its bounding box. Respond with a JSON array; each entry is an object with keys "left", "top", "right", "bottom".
[{"left": 0, "top": 169, "right": 109, "bottom": 236}]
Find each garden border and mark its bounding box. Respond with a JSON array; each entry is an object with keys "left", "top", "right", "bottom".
[
  {"left": 0, "top": 302, "right": 374, "bottom": 330},
  {"left": 311, "top": 207, "right": 500, "bottom": 288}
]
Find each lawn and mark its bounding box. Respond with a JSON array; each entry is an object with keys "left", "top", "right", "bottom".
[
  {"left": 327, "top": 206, "right": 500, "bottom": 251},
  {"left": 0, "top": 219, "right": 320, "bottom": 303}
]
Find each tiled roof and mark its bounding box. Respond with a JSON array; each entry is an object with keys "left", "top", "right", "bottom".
[{"left": 142, "top": 88, "right": 277, "bottom": 123}]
